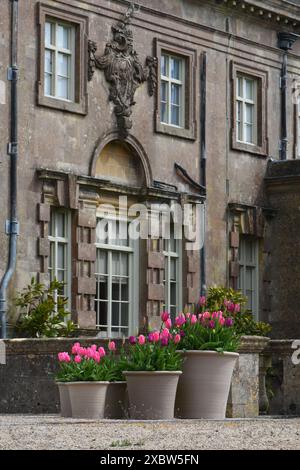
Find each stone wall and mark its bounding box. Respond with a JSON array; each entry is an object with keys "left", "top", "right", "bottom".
[
  {"left": 266, "top": 340, "right": 300, "bottom": 416},
  {"left": 1, "top": 336, "right": 270, "bottom": 416}
]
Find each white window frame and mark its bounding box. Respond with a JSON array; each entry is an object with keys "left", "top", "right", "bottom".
[
  {"left": 161, "top": 53, "right": 185, "bottom": 128},
  {"left": 95, "top": 216, "right": 139, "bottom": 339},
  {"left": 238, "top": 236, "right": 259, "bottom": 321},
  {"left": 44, "top": 19, "right": 75, "bottom": 102},
  {"left": 163, "top": 227, "right": 182, "bottom": 320},
  {"left": 48, "top": 209, "right": 72, "bottom": 310},
  {"left": 236, "top": 75, "right": 258, "bottom": 146}
]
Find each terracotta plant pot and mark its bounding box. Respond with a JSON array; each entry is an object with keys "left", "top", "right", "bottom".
[
  {"left": 67, "top": 381, "right": 109, "bottom": 419},
  {"left": 105, "top": 382, "right": 128, "bottom": 419},
  {"left": 175, "top": 351, "right": 239, "bottom": 419},
  {"left": 124, "top": 371, "right": 182, "bottom": 420},
  {"left": 57, "top": 382, "right": 72, "bottom": 418}
]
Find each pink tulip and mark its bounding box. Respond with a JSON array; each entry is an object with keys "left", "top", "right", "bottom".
[
  {"left": 98, "top": 347, "right": 106, "bottom": 357},
  {"left": 202, "top": 311, "right": 210, "bottom": 320},
  {"left": 91, "top": 344, "right": 97, "bottom": 351},
  {"left": 175, "top": 314, "right": 186, "bottom": 327},
  {"left": 71, "top": 342, "right": 81, "bottom": 355},
  {"left": 152, "top": 331, "right": 160, "bottom": 343},
  {"left": 108, "top": 341, "right": 116, "bottom": 352},
  {"left": 219, "top": 316, "right": 225, "bottom": 326},
  {"left": 161, "top": 328, "right": 170, "bottom": 339},
  {"left": 138, "top": 335, "right": 146, "bottom": 345},
  {"left": 165, "top": 318, "right": 172, "bottom": 329},
  {"left": 58, "top": 352, "right": 71, "bottom": 363},
  {"left": 93, "top": 352, "right": 101, "bottom": 363},
  {"left": 185, "top": 312, "right": 191, "bottom": 319},
  {"left": 209, "top": 320, "right": 215, "bottom": 329},
  {"left": 174, "top": 334, "right": 181, "bottom": 344},
  {"left": 191, "top": 314, "right": 197, "bottom": 325},
  {"left": 79, "top": 347, "right": 87, "bottom": 356},
  {"left": 234, "top": 303, "right": 241, "bottom": 313},
  {"left": 74, "top": 355, "right": 82, "bottom": 364},
  {"left": 161, "top": 337, "right": 169, "bottom": 347},
  {"left": 161, "top": 311, "right": 170, "bottom": 322},
  {"left": 199, "top": 296, "right": 206, "bottom": 306}
]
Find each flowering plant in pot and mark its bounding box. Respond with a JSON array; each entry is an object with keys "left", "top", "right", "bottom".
[
  {"left": 120, "top": 331, "right": 183, "bottom": 420},
  {"left": 56, "top": 341, "right": 126, "bottom": 419},
  {"left": 162, "top": 307, "right": 240, "bottom": 419}
]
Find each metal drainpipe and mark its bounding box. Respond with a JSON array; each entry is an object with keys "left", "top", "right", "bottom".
[
  {"left": 200, "top": 52, "right": 207, "bottom": 296},
  {"left": 278, "top": 32, "right": 300, "bottom": 160},
  {"left": 0, "top": 0, "right": 19, "bottom": 339}
]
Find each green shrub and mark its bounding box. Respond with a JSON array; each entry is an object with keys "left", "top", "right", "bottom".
[
  {"left": 15, "top": 277, "right": 75, "bottom": 338},
  {"left": 203, "top": 286, "right": 271, "bottom": 337}
]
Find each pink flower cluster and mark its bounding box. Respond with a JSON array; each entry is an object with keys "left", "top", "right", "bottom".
[
  {"left": 128, "top": 312, "right": 181, "bottom": 348},
  {"left": 161, "top": 310, "right": 234, "bottom": 331},
  {"left": 58, "top": 341, "right": 116, "bottom": 364},
  {"left": 224, "top": 300, "right": 241, "bottom": 313}
]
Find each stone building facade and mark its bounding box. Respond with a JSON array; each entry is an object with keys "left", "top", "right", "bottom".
[{"left": 1, "top": 0, "right": 300, "bottom": 339}]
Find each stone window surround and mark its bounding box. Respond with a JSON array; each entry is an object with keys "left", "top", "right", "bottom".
[
  {"left": 293, "top": 79, "right": 300, "bottom": 159},
  {"left": 231, "top": 62, "right": 268, "bottom": 157},
  {"left": 37, "top": 2, "right": 88, "bottom": 115},
  {"left": 37, "top": 169, "right": 204, "bottom": 333},
  {"left": 155, "top": 38, "right": 197, "bottom": 141}
]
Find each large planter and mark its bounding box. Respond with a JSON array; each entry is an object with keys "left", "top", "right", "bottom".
[
  {"left": 67, "top": 381, "right": 109, "bottom": 419},
  {"left": 105, "top": 382, "right": 128, "bottom": 419},
  {"left": 175, "top": 351, "right": 239, "bottom": 419},
  {"left": 57, "top": 382, "right": 72, "bottom": 418},
  {"left": 124, "top": 371, "right": 182, "bottom": 420}
]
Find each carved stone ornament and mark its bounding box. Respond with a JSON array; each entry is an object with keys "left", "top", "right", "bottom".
[{"left": 88, "top": 2, "right": 158, "bottom": 137}]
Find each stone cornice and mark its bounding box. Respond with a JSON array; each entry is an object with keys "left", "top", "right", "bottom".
[
  {"left": 238, "top": 335, "right": 270, "bottom": 353},
  {"left": 215, "top": 0, "right": 300, "bottom": 29}
]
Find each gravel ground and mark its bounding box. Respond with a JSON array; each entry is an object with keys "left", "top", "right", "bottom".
[{"left": 0, "top": 415, "right": 300, "bottom": 450}]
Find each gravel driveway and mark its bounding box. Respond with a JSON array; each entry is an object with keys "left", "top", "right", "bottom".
[{"left": 0, "top": 415, "right": 300, "bottom": 450}]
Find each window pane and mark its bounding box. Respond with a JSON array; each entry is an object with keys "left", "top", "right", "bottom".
[
  {"left": 97, "top": 251, "right": 107, "bottom": 275},
  {"left": 161, "top": 81, "right": 168, "bottom": 102},
  {"left": 57, "top": 53, "right": 69, "bottom": 77},
  {"left": 120, "top": 253, "right": 128, "bottom": 276},
  {"left": 121, "top": 304, "right": 129, "bottom": 327},
  {"left": 245, "top": 124, "right": 253, "bottom": 143},
  {"left": 45, "top": 50, "right": 53, "bottom": 73},
  {"left": 245, "top": 103, "right": 254, "bottom": 124},
  {"left": 171, "top": 105, "right": 180, "bottom": 126},
  {"left": 44, "top": 73, "right": 53, "bottom": 96},
  {"left": 171, "top": 57, "right": 181, "bottom": 80},
  {"left": 171, "top": 84, "right": 180, "bottom": 106},
  {"left": 161, "top": 55, "right": 168, "bottom": 77},
  {"left": 45, "top": 22, "right": 54, "bottom": 46},
  {"left": 112, "top": 252, "right": 120, "bottom": 275},
  {"left": 56, "top": 212, "right": 66, "bottom": 238},
  {"left": 170, "top": 258, "right": 177, "bottom": 281},
  {"left": 112, "top": 302, "right": 120, "bottom": 326},
  {"left": 236, "top": 101, "right": 242, "bottom": 141},
  {"left": 98, "top": 276, "right": 108, "bottom": 300},
  {"left": 245, "top": 79, "right": 254, "bottom": 100},
  {"left": 98, "top": 302, "right": 108, "bottom": 327},
  {"left": 112, "top": 279, "right": 120, "bottom": 301},
  {"left": 161, "top": 102, "right": 168, "bottom": 124},
  {"left": 57, "top": 25, "right": 70, "bottom": 50},
  {"left": 121, "top": 280, "right": 129, "bottom": 301},
  {"left": 237, "top": 76, "right": 243, "bottom": 98},
  {"left": 57, "top": 244, "right": 65, "bottom": 269},
  {"left": 57, "top": 76, "right": 69, "bottom": 100}
]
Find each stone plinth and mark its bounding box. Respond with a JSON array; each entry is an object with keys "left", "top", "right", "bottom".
[{"left": 227, "top": 336, "right": 270, "bottom": 418}]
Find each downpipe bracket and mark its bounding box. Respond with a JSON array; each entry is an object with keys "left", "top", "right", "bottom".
[{"left": 5, "top": 219, "right": 19, "bottom": 236}]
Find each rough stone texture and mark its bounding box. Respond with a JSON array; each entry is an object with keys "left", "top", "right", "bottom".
[
  {"left": 266, "top": 340, "right": 300, "bottom": 416},
  {"left": 1, "top": 415, "right": 300, "bottom": 450},
  {"left": 265, "top": 161, "right": 300, "bottom": 338},
  {"left": 0, "top": 337, "right": 270, "bottom": 416},
  {"left": 227, "top": 336, "right": 270, "bottom": 418}
]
